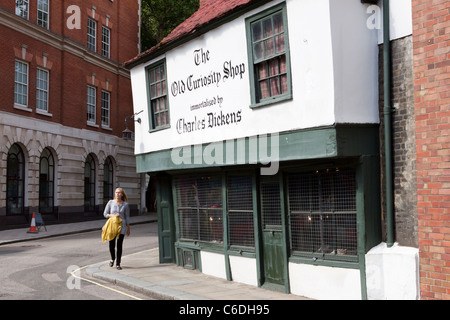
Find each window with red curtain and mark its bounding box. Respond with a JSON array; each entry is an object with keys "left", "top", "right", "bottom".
[{"left": 249, "top": 5, "right": 290, "bottom": 105}]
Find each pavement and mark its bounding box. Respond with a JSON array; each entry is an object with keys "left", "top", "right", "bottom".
[{"left": 0, "top": 214, "right": 310, "bottom": 300}]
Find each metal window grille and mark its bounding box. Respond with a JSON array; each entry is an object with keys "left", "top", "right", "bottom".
[
  {"left": 261, "top": 181, "right": 282, "bottom": 227},
  {"left": 288, "top": 168, "right": 357, "bottom": 261},
  {"left": 175, "top": 176, "right": 223, "bottom": 243},
  {"left": 227, "top": 175, "right": 255, "bottom": 247}
]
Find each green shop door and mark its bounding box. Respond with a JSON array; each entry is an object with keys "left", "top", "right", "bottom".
[
  {"left": 259, "top": 176, "right": 289, "bottom": 293},
  {"left": 156, "top": 174, "right": 175, "bottom": 263}
]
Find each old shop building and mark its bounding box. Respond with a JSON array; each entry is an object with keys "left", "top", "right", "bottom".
[
  {"left": 0, "top": 0, "right": 144, "bottom": 228},
  {"left": 126, "top": 0, "right": 419, "bottom": 299}
]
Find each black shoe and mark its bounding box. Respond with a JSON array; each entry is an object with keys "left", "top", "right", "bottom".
[
  {"left": 109, "top": 260, "right": 114, "bottom": 267},
  {"left": 116, "top": 265, "right": 122, "bottom": 270}
]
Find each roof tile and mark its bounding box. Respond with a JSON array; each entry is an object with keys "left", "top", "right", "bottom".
[{"left": 125, "top": 0, "right": 264, "bottom": 67}]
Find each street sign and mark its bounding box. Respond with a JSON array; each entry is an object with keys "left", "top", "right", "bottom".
[{"left": 34, "top": 213, "right": 47, "bottom": 232}]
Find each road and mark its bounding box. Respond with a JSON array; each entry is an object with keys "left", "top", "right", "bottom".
[{"left": 0, "top": 222, "right": 159, "bottom": 300}]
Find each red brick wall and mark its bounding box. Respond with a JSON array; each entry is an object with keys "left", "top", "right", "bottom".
[
  {"left": 412, "top": 0, "right": 450, "bottom": 300},
  {"left": 0, "top": 0, "right": 139, "bottom": 138},
  {"left": 59, "top": 0, "right": 139, "bottom": 63},
  {"left": 0, "top": 24, "right": 63, "bottom": 121}
]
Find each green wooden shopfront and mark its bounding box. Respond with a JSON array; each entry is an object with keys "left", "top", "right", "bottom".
[{"left": 137, "top": 125, "right": 381, "bottom": 298}]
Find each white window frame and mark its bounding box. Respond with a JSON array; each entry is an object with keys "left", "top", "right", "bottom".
[
  {"left": 37, "top": 0, "right": 50, "bottom": 29},
  {"left": 15, "top": 0, "right": 29, "bottom": 19},
  {"left": 101, "top": 90, "right": 110, "bottom": 127},
  {"left": 146, "top": 60, "right": 170, "bottom": 131},
  {"left": 245, "top": 3, "right": 292, "bottom": 108},
  {"left": 87, "top": 18, "right": 97, "bottom": 52},
  {"left": 14, "top": 60, "right": 29, "bottom": 107},
  {"left": 36, "top": 68, "right": 49, "bottom": 112},
  {"left": 87, "top": 85, "right": 96, "bottom": 124},
  {"left": 102, "top": 26, "right": 111, "bottom": 58}
]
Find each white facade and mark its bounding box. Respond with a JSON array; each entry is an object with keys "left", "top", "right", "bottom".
[{"left": 130, "top": 0, "right": 379, "bottom": 156}]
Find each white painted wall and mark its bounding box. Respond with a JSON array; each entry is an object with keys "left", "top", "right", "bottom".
[
  {"left": 199, "top": 244, "right": 420, "bottom": 300},
  {"left": 229, "top": 256, "right": 258, "bottom": 286},
  {"left": 365, "top": 242, "right": 419, "bottom": 300},
  {"left": 200, "top": 251, "right": 227, "bottom": 279},
  {"left": 378, "top": 0, "right": 413, "bottom": 43},
  {"left": 130, "top": 0, "right": 380, "bottom": 156},
  {"left": 289, "top": 263, "right": 362, "bottom": 300},
  {"left": 330, "top": 0, "right": 379, "bottom": 124}
]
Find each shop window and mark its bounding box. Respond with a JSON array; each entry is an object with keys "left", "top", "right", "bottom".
[
  {"left": 261, "top": 181, "right": 282, "bottom": 227},
  {"left": 174, "top": 176, "right": 223, "bottom": 243},
  {"left": 246, "top": 3, "right": 292, "bottom": 107},
  {"left": 287, "top": 168, "right": 358, "bottom": 262},
  {"left": 227, "top": 175, "right": 254, "bottom": 248}
]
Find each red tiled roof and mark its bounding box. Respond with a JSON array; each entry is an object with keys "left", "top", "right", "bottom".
[{"left": 125, "top": 0, "right": 269, "bottom": 68}]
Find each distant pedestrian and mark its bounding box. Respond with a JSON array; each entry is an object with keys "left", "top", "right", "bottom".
[{"left": 103, "top": 187, "right": 130, "bottom": 270}]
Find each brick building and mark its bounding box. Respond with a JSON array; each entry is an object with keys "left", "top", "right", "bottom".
[
  {"left": 0, "top": 0, "right": 144, "bottom": 228},
  {"left": 412, "top": 0, "right": 450, "bottom": 300}
]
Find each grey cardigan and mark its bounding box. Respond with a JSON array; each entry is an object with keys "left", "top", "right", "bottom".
[{"left": 103, "top": 200, "right": 130, "bottom": 235}]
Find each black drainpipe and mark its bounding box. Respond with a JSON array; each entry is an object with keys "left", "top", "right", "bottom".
[
  {"left": 382, "top": 0, "right": 394, "bottom": 248},
  {"left": 361, "top": 0, "right": 394, "bottom": 247}
]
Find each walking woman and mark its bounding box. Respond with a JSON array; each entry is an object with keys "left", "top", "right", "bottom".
[{"left": 103, "top": 187, "right": 130, "bottom": 270}]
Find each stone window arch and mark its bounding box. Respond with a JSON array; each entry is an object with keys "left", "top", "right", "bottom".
[
  {"left": 84, "top": 153, "right": 96, "bottom": 212},
  {"left": 39, "top": 147, "right": 55, "bottom": 214},
  {"left": 7, "top": 143, "right": 25, "bottom": 215}
]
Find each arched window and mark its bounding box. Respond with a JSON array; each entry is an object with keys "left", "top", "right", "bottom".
[
  {"left": 103, "top": 156, "right": 114, "bottom": 205},
  {"left": 7, "top": 144, "right": 25, "bottom": 215},
  {"left": 39, "top": 148, "right": 54, "bottom": 214},
  {"left": 84, "top": 154, "right": 96, "bottom": 212}
]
